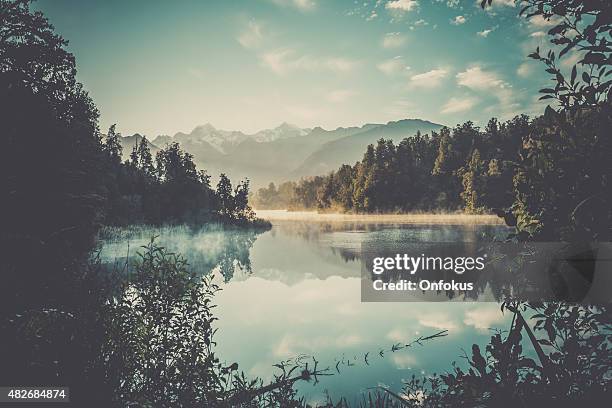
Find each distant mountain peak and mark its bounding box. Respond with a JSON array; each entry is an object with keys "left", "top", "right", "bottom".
[
  {"left": 251, "top": 123, "right": 310, "bottom": 143},
  {"left": 192, "top": 123, "right": 216, "bottom": 133},
  {"left": 276, "top": 122, "right": 298, "bottom": 130}
]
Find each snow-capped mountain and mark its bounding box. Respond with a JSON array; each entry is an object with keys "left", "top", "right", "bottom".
[
  {"left": 251, "top": 122, "right": 311, "bottom": 143},
  {"left": 173, "top": 123, "right": 250, "bottom": 154},
  {"left": 165, "top": 123, "right": 311, "bottom": 154},
  {"left": 119, "top": 118, "right": 444, "bottom": 188}
]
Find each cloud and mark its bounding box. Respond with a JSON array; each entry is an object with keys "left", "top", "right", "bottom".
[
  {"left": 391, "top": 353, "right": 417, "bottom": 369},
  {"left": 414, "top": 19, "right": 428, "bottom": 27},
  {"left": 417, "top": 312, "right": 458, "bottom": 330},
  {"left": 326, "top": 89, "right": 358, "bottom": 103},
  {"left": 528, "top": 14, "right": 559, "bottom": 28},
  {"left": 237, "top": 20, "right": 264, "bottom": 49},
  {"left": 385, "top": 0, "right": 419, "bottom": 12},
  {"left": 530, "top": 31, "right": 546, "bottom": 38},
  {"left": 260, "top": 49, "right": 358, "bottom": 75},
  {"left": 456, "top": 65, "right": 520, "bottom": 116},
  {"left": 273, "top": 332, "right": 364, "bottom": 358},
  {"left": 377, "top": 56, "right": 410, "bottom": 75},
  {"left": 477, "top": 26, "right": 497, "bottom": 37},
  {"left": 384, "top": 97, "right": 420, "bottom": 118},
  {"left": 477, "top": 0, "right": 515, "bottom": 7},
  {"left": 410, "top": 68, "right": 449, "bottom": 88},
  {"left": 382, "top": 32, "right": 407, "bottom": 49},
  {"left": 441, "top": 96, "right": 479, "bottom": 113},
  {"left": 561, "top": 51, "right": 583, "bottom": 68},
  {"left": 451, "top": 15, "right": 466, "bottom": 25},
  {"left": 456, "top": 65, "right": 509, "bottom": 91},
  {"left": 269, "top": 0, "right": 316, "bottom": 12},
  {"left": 464, "top": 306, "right": 506, "bottom": 332},
  {"left": 516, "top": 62, "right": 533, "bottom": 77}
]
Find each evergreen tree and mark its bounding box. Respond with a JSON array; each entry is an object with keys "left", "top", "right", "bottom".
[{"left": 216, "top": 173, "right": 234, "bottom": 219}]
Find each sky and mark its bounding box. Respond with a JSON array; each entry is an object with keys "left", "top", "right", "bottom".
[{"left": 35, "top": 0, "right": 567, "bottom": 136}]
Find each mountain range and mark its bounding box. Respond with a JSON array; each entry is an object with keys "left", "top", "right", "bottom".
[{"left": 118, "top": 119, "right": 443, "bottom": 188}]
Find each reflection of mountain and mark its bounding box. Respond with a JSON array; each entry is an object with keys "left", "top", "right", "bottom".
[{"left": 118, "top": 119, "right": 443, "bottom": 187}]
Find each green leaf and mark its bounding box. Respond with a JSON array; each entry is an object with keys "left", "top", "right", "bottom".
[{"left": 582, "top": 72, "right": 591, "bottom": 83}]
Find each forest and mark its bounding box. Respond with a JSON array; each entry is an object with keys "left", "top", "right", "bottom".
[
  {"left": 253, "top": 105, "right": 611, "bottom": 241},
  {"left": 1, "top": 0, "right": 611, "bottom": 407},
  {"left": 101, "top": 125, "right": 262, "bottom": 226},
  {"left": 252, "top": 117, "right": 526, "bottom": 214}
]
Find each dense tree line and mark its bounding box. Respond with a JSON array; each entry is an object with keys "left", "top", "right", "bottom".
[
  {"left": 253, "top": 117, "right": 528, "bottom": 214},
  {"left": 101, "top": 126, "right": 257, "bottom": 226},
  {"left": 255, "top": 107, "right": 611, "bottom": 243}
]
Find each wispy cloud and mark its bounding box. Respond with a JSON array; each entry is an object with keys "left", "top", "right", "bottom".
[
  {"left": 530, "top": 31, "right": 546, "bottom": 38},
  {"left": 440, "top": 0, "right": 460, "bottom": 8},
  {"left": 561, "top": 51, "right": 583, "bottom": 68},
  {"left": 477, "top": 0, "right": 515, "bottom": 8},
  {"left": 377, "top": 56, "right": 410, "bottom": 75},
  {"left": 456, "top": 66, "right": 513, "bottom": 94},
  {"left": 391, "top": 353, "right": 417, "bottom": 369},
  {"left": 269, "top": 0, "right": 316, "bottom": 12},
  {"left": 418, "top": 312, "right": 458, "bottom": 331},
  {"left": 528, "top": 14, "right": 560, "bottom": 28},
  {"left": 516, "top": 62, "right": 533, "bottom": 78},
  {"left": 477, "top": 26, "right": 497, "bottom": 37},
  {"left": 451, "top": 15, "right": 466, "bottom": 25},
  {"left": 456, "top": 65, "right": 520, "bottom": 116},
  {"left": 382, "top": 32, "right": 408, "bottom": 49},
  {"left": 261, "top": 48, "right": 358, "bottom": 75},
  {"left": 464, "top": 306, "right": 506, "bottom": 332},
  {"left": 385, "top": 0, "right": 419, "bottom": 12},
  {"left": 441, "top": 96, "right": 479, "bottom": 113},
  {"left": 366, "top": 10, "right": 378, "bottom": 21},
  {"left": 410, "top": 68, "right": 449, "bottom": 88},
  {"left": 237, "top": 20, "right": 264, "bottom": 49}
]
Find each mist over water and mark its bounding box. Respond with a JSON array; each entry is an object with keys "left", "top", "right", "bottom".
[{"left": 98, "top": 218, "right": 512, "bottom": 403}]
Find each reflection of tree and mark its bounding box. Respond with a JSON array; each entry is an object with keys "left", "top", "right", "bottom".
[
  {"left": 101, "top": 225, "right": 261, "bottom": 284},
  {"left": 216, "top": 229, "right": 257, "bottom": 283},
  {"left": 364, "top": 241, "right": 608, "bottom": 303}
]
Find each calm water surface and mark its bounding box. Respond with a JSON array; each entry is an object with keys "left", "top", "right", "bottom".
[{"left": 100, "top": 218, "right": 511, "bottom": 405}]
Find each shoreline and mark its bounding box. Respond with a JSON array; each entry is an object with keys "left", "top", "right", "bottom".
[{"left": 254, "top": 209, "right": 505, "bottom": 225}]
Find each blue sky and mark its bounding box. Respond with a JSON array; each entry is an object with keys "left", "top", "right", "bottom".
[{"left": 36, "top": 0, "right": 566, "bottom": 135}]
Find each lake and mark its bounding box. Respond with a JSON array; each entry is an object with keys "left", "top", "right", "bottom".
[{"left": 99, "top": 211, "right": 512, "bottom": 406}]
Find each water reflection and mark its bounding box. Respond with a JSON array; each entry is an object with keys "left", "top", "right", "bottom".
[
  {"left": 98, "top": 225, "right": 259, "bottom": 282},
  {"left": 98, "top": 220, "right": 513, "bottom": 403}
]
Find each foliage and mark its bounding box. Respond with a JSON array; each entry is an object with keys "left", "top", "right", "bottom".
[
  {"left": 101, "top": 131, "right": 264, "bottom": 227},
  {"left": 251, "top": 181, "right": 298, "bottom": 210},
  {"left": 104, "top": 240, "right": 229, "bottom": 406},
  {"left": 255, "top": 118, "right": 528, "bottom": 215},
  {"left": 480, "top": 1, "right": 612, "bottom": 241},
  {"left": 509, "top": 105, "right": 612, "bottom": 240},
  {"left": 0, "top": 2, "right": 266, "bottom": 406},
  {"left": 322, "top": 303, "right": 611, "bottom": 408},
  {"left": 104, "top": 240, "right": 312, "bottom": 407}
]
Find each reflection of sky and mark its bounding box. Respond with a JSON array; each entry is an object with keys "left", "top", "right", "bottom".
[
  {"left": 215, "top": 276, "right": 510, "bottom": 404},
  {"left": 212, "top": 221, "right": 512, "bottom": 403},
  {"left": 100, "top": 222, "right": 513, "bottom": 403}
]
